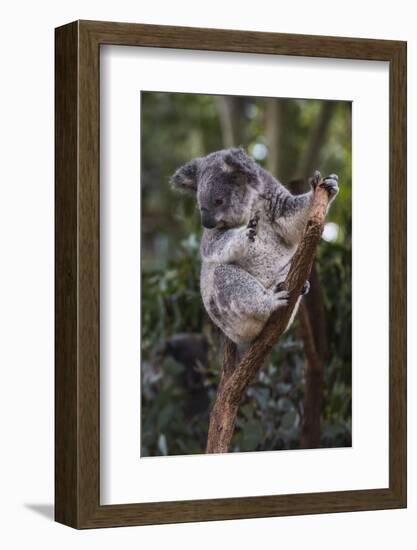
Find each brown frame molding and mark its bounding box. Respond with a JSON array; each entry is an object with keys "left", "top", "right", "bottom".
[{"left": 55, "top": 20, "right": 407, "bottom": 529}]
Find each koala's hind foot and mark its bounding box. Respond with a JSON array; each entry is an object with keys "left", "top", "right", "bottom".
[
  {"left": 274, "top": 280, "right": 310, "bottom": 296},
  {"left": 246, "top": 212, "right": 260, "bottom": 242}
]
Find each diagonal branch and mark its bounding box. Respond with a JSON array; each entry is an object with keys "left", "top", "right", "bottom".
[{"left": 206, "top": 176, "right": 330, "bottom": 453}]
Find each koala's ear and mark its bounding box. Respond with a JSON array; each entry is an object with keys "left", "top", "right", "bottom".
[
  {"left": 170, "top": 158, "right": 200, "bottom": 193},
  {"left": 223, "top": 147, "right": 259, "bottom": 187}
]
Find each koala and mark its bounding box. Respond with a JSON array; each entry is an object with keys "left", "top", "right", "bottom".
[{"left": 171, "top": 148, "right": 339, "bottom": 347}]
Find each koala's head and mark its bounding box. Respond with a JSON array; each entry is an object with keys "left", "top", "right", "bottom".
[{"left": 171, "top": 148, "right": 260, "bottom": 229}]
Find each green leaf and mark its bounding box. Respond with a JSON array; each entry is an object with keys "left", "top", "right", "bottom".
[
  {"left": 242, "top": 420, "right": 264, "bottom": 450},
  {"left": 281, "top": 410, "right": 299, "bottom": 431},
  {"left": 158, "top": 403, "right": 175, "bottom": 429}
]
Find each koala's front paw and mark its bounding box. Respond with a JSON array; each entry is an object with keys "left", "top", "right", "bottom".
[
  {"left": 310, "top": 171, "right": 339, "bottom": 198},
  {"left": 321, "top": 174, "right": 339, "bottom": 197},
  {"left": 246, "top": 213, "right": 260, "bottom": 242}
]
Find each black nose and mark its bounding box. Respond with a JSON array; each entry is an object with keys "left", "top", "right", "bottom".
[{"left": 201, "top": 208, "right": 217, "bottom": 229}]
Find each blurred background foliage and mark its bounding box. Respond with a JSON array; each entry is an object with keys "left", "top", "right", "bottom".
[{"left": 141, "top": 91, "right": 351, "bottom": 456}]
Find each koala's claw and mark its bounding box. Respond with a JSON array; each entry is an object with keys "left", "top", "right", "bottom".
[
  {"left": 310, "top": 172, "right": 339, "bottom": 197},
  {"left": 246, "top": 213, "right": 259, "bottom": 242},
  {"left": 275, "top": 289, "right": 290, "bottom": 307},
  {"left": 274, "top": 281, "right": 286, "bottom": 294},
  {"left": 275, "top": 281, "right": 309, "bottom": 299},
  {"left": 247, "top": 228, "right": 256, "bottom": 242},
  {"left": 247, "top": 216, "right": 259, "bottom": 229},
  {"left": 321, "top": 174, "right": 339, "bottom": 196},
  {"left": 310, "top": 170, "right": 322, "bottom": 189},
  {"left": 302, "top": 280, "right": 310, "bottom": 296}
]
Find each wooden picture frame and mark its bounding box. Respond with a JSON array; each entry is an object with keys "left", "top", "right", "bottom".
[{"left": 55, "top": 20, "right": 407, "bottom": 528}]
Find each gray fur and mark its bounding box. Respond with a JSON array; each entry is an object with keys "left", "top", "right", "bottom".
[{"left": 171, "top": 148, "right": 339, "bottom": 345}]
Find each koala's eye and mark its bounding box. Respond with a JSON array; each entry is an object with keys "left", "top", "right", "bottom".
[{"left": 214, "top": 198, "right": 224, "bottom": 207}]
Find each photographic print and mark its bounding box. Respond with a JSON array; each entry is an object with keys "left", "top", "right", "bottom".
[
  {"left": 140, "top": 91, "right": 352, "bottom": 457},
  {"left": 55, "top": 20, "right": 405, "bottom": 527}
]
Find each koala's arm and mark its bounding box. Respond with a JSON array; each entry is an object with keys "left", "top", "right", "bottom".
[
  {"left": 260, "top": 168, "right": 339, "bottom": 246},
  {"left": 201, "top": 227, "right": 250, "bottom": 264},
  {"left": 274, "top": 190, "right": 314, "bottom": 245}
]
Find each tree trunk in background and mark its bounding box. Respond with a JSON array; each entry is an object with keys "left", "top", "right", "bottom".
[
  {"left": 298, "top": 302, "right": 323, "bottom": 448},
  {"left": 303, "top": 263, "right": 329, "bottom": 362},
  {"left": 217, "top": 96, "right": 247, "bottom": 148},
  {"left": 266, "top": 99, "right": 282, "bottom": 177},
  {"left": 295, "top": 101, "right": 336, "bottom": 180}
]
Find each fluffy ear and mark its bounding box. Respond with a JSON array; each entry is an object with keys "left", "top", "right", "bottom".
[
  {"left": 223, "top": 147, "right": 259, "bottom": 186},
  {"left": 170, "top": 158, "right": 200, "bottom": 192}
]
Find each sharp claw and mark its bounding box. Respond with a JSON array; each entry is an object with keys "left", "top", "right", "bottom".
[
  {"left": 247, "top": 213, "right": 259, "bottom": 229},
  {"left": 275, "top": 290, "right": 290, "bottom": 300},
  {"left": 275, "top": 282, "right": 286, "bottom": 293},
  {"left": 247, "top": 228, "right": 256, "bottom": 242}
]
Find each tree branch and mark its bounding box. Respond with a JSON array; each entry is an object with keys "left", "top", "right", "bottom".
[{"left": 206, "top": 176, "right": 330, "bottom": 453}]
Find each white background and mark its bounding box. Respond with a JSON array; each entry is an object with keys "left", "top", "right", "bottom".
[
  {"left": 101, "top": 47, "right": 389, "bottom": 504},
  {"left": 0, "top": 0, "right": 415, "bottom": 548}
]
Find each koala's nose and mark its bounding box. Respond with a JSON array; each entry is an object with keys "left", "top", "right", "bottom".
[{"left": 200, "top": 208, "right": 217, "bottom": 229}]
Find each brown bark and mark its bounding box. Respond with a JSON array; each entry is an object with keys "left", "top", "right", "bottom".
[
  {"left": 217, "top": 337, "right": 238, "bottom": 394},
  {"left": 206, "top": 176, "right": 330, "bottom": 453}
]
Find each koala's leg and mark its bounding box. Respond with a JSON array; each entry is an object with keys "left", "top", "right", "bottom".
[{"left": 205, "top": 264, "right": 289, "bottom": 345}]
